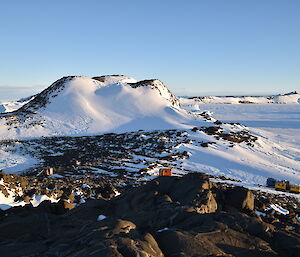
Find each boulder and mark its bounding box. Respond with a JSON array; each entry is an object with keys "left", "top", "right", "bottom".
[
  {"left": 193, "top": 190, "right": 218, "bottom": 214},
  {"left": 272, "top": 231, "right": 300, "bottom": 257},
  {"left": 225, "top": 187, "right": 254, "bottom": 212},
  {"left": 116, "top": 233, "right": 164, "bottom": 257},
  {"left": 112, "top": 219, "right": 136, "bottom": 235},
  {"left": 62, "top": 200, "right": 74, "bottom": 210}
]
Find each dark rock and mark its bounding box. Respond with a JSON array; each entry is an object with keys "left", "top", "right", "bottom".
[
  {"left": 272, "top": 231, "right": 300, "bottom": 257},
  {"left": 225, "top": 186, "right": 254, "bottom": 212},
  {"left": 0, "top": 173, "right": 298, "bottom": 257}
]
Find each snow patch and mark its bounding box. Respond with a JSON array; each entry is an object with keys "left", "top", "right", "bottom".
[
  {"left": 269, "top": 204, "right": 289, "bottom": 215},
  {"left": 97, "top": 215, "right": 107, "bottom": 221}
]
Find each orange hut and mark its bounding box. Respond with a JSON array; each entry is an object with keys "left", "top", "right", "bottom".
[{"left": 159, "top": 167, "right": 172, "bottom": 176}]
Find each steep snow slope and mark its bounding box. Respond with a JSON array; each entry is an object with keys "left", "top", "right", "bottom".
[{"left": 0, "top": 75, "right": 201, "bottom": 139}]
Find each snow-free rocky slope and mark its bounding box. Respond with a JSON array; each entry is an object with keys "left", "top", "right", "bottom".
[{"left": 0, "top": 75, "right": 201, "bottom": 139}]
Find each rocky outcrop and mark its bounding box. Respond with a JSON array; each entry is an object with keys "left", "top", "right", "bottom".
[
  {"left": 128, "top": 79, "right": 180, "bottom": 108},
  {"left": 225, "top": 186, "right": 255, "bottom": 212},
  {"left": 0, "top": 173, "right": 299, "bottom": 257}
]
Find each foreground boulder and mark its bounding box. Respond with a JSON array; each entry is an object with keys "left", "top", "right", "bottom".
[
  {"left": 0, "top": 173, "right": 299, "bottom": 257},
  {"left": 225, "top": 186, "right": 255, "bottom": 212}
]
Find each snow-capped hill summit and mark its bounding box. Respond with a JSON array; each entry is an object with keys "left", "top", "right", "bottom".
[
  {"left": 17, "top": 76, "right": 179, "bottom": 115},
  {"left": 0, "top": 75, "right": 200, "bottom": 139},
  {"left": 128, "top": 79, "right": 180, "bottom": 108},
  {"left": 92, "top": 76, "right": 179, "bottom": 107},
  {"left": 92, "top": 75, "right": 137, "bottom": 85}
]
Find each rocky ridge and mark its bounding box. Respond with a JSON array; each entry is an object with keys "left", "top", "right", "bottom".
[
  {"left": 128, "top": 79, "right": 180, "bottom": 108},
  {"left": 0, "top": 173, "right": 299, "bottom": 257}
]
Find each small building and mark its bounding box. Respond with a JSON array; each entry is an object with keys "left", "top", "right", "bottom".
[
  {"left": 159, "top": 167, "right": 172, "bottom": 176},
  {"left": 43, "top": 167, "right": 54, "bottom": 176}
]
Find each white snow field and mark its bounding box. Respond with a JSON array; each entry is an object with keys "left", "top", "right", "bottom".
[
  {"left": 180, "top": 98, "right": 300, "bottom": 186},
  {"left": 185, "top": 104, "right": 300, "bottom": 150},
  {"left": 0, "top": 75, "right": 299, "bottom": 196},
  {"left": 177, "top": 104, "right": 300, "bottom": 186}
]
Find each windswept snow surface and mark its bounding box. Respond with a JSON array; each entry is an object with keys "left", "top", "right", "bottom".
[
  {"left": 178, "top": 130, "right": 300, "bottom": 185},
  {"left": 178, "top": 104, "right": 300, "bottom": 186},
  {"left": 0, "top": 149, "right": 39, "bottom": 174},
  {"left": 0, "top": 76, "right": 202, "bottom": 139}
]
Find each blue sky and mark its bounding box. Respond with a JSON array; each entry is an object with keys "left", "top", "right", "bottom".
[{"left": 0, "top": 0, "right": 299, "bottom": 100}]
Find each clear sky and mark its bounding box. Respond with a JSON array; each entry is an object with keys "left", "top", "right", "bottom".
[{"left": 0, "top": 0, "right": 299, "bottom": 100}]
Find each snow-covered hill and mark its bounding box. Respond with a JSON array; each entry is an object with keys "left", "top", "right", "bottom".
[{"left": 0, "top": 75, "right": 201, "bottom": 139}]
